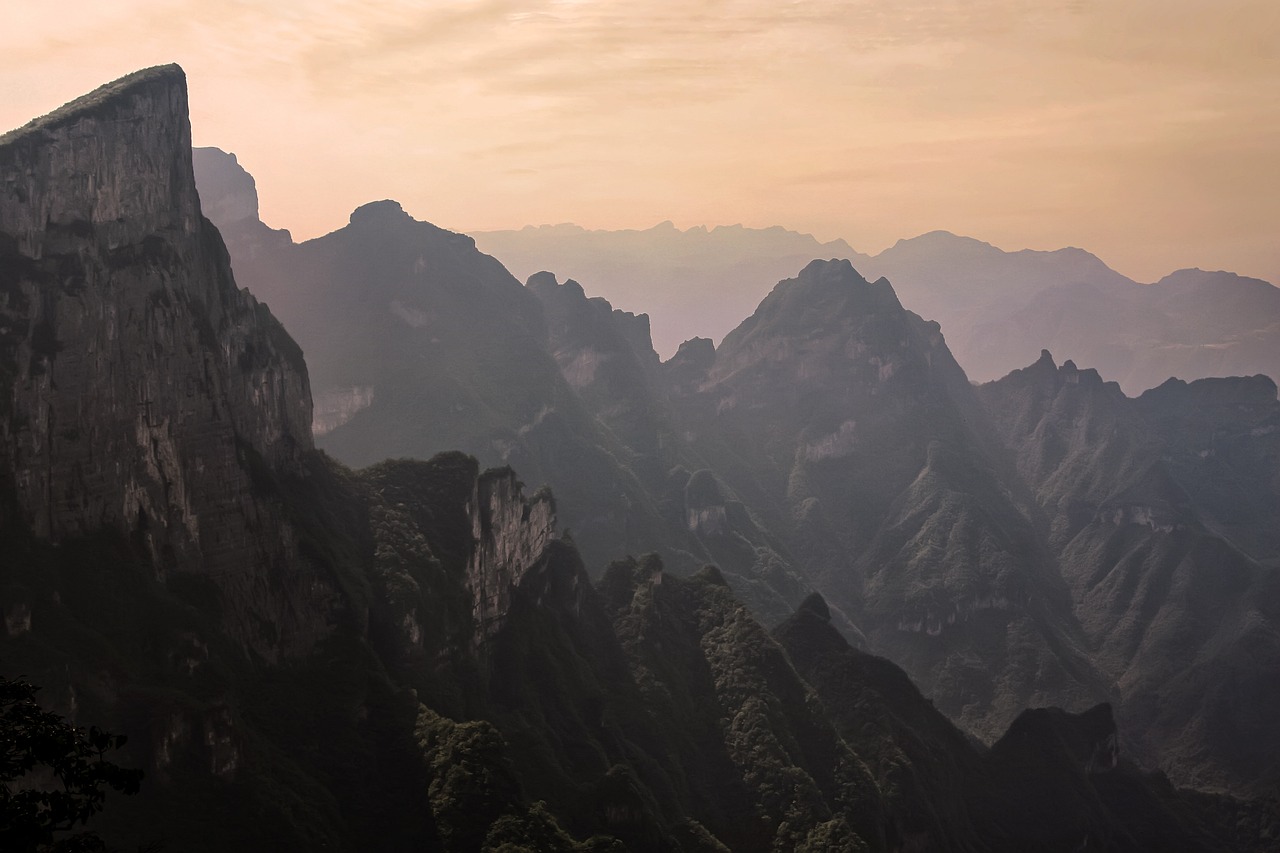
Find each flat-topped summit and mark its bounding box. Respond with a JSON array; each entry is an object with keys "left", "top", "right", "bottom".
[
  {"left": 0, "top": 62, "right": 198, "bottom": 252},
  {"left": 349, "top": 198, "right": 413, "bottom": 228},
  {"left": 0, "top": 63, "right": 185, "bottom": 147}
]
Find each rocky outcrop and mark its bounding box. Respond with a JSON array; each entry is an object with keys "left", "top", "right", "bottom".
[
  {"left": 466, "top": 467, "right": 557, "bottom": 644},
  {"left": 191, "top": 147, "right": 259, "bottom": 228},
  {"left": 191, "top": 146, "right": 292, "bottom": 262},
  {"left": 663, "top": 337, "right": 716, "bottom": 396},
  {"left": 0, "top": 66, "right": 323, "bottom": 659},
  {"left": 313, "top": 385, "right": 375, "bottom": 436},
  {"left": 527, "top": 271, "right": 664, "bottom": 457}
]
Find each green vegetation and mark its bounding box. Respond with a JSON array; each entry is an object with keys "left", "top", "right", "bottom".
[{"left": 0, "top": 676, "right": 142, "bottom": 852}]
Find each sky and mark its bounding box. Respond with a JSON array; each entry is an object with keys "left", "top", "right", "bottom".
[{"left": 2, "top": 0, "right": 1277, "bottom": 284}]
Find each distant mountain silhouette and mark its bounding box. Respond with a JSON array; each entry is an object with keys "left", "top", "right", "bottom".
[
  {"left": 472, "top": 221, "right": 868, "bottom": 358},
  {"left": 472, "top": 225, "right": 1280, "bottom": 394}
]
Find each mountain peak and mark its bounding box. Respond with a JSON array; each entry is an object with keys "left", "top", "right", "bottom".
[
  {"left": 0, "top": 63, "right": 185, "bottom": 147},
  {"left": 526, "top": 270, "right": 586, "bottom": 302},
  {"left": 884, "top": 230, "right": 996, "bottom": 255},
  {"left": 796, "top": 592, "right": 831, "bottom": 622},
  {"left": 349, "top": 199, "right": 412, "bottom": 227},
  {"left": 0, "top": 63, "right": 198, "bottom": 251},
  {"left": 0, "top": 66, "right": 315, "bottom": 638},
  {"left": 1155, "top": 267, "right": 1277, "bottom": 291},
  {"left": 790, "top": 257, "right": 902, "bottom": 310},
  {"left": 193, "top": 146, "right": 261, "bottom": 226}
]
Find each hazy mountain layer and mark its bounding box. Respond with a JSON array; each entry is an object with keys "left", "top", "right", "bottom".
[
  {"left": 472, "top": 224, "right": 1280, "bottom": 394},
  {"left": 200, "top": 149, "right": 1280, "bottom": 796},
  {"left": 471, "top": 221, "right": 867, "bottom": 358},
  {"left": 979, "top": 354, "right": 1280, "bottom": 795},
  {"left": 191, "top": 163, "right": 682, "bottom": 582},
  {"left": 195, "top": 150, "right": 834, "bottom": 625},
  {"left": 200, "top": 154, "right": 1114, "bottom": 743}
]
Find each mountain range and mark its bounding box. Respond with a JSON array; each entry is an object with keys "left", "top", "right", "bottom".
[
  {"left": 473, "top": 224, "right": 1280, "bottom": 395},
  {"left": 1, "top": 65, "right": 1277, "bottom": 851},
  {"left": 194, "top": 133, "right": 1280, "bottom": 806}
]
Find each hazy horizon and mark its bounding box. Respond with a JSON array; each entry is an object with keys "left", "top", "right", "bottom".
[{"left": 3, "top": 1, "right": 1277, "bottom": 286}]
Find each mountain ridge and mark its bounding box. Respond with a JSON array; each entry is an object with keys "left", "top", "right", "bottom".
[{"left": 469, "top": 220, "right": 1280, "bottom": 392}]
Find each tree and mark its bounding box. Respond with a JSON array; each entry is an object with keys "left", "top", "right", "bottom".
[{"left": 1, "top": 676, "right": 143, "bottom": 852}]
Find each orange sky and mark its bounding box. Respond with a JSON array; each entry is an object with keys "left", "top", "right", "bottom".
[{"left": 3, "top": 1, "right": 1278, "bottom": 283}]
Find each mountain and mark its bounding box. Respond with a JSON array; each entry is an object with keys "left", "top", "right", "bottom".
[
  {"left": 198, "top": 160, "right": 1108, "bottom": 742},
  {"left": 473, "top": 226, "right": 1280, "bottom": 394},
  {"left": 471, "top": 222, "right": 868, "bottom": 358},
  {"left": 200, "top": 146, "right": 1280, "bottom": 797},
  {"left": 659, "top": 258, "right": 1109, "bottom": 740},
  {"left": 525, "top": 270, "right": 836, "bottom": 630},
  {"left": 774, "top": 593, "right": 1272, "bottom": 852},
  {"left": 195, "top": 151, "right": 826, "bottom": 626},
  {"left": 5, "top": 64, "right": 887, "bottom": 853},
  {"left": 979, "top": 354, "right": 1280, "bottom": 795},
  {"left": 191, "top": 170, "right": 666, "bottom": 568},
  {"left": 0, "top": 65, "right": 319, "bottom": 660}
]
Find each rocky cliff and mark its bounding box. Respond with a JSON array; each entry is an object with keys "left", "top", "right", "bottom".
[
  {"left": 0, "top": 65, "right": 322, "bottom": 660},
  {"left": 467, "top": 467, "right": 558, "bottom": 645}
]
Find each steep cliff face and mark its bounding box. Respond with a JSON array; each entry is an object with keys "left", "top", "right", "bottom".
[
  {"left": 190, "top": 146, "right": 293, "bottom": 264},
  {"left": 0, "top": 66, "right": 321, "bottom": 658},
  {"left": 467, "top": 467, "right": 558, "bottom": 644}
]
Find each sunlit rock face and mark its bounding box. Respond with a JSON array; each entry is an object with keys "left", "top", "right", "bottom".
[
  {"left": 466, "top": 466, "right": 558, "bottom": 645},
  {"left": 312, "top": 385, "right": 375, "bottom": 436},
  {"left": 0, "top": 66, "right": 325, "bottom": 659}
]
